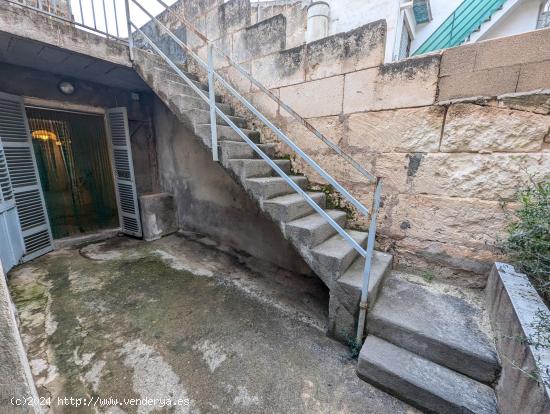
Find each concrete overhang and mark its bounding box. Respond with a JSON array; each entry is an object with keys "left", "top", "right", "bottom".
[{"left": 0, "top": 1, "right": 149, "bottom": 91}]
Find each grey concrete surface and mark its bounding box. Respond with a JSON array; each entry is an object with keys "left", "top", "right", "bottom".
[
  {"left": 8, "top": 234, "right": 418, "bottom": 414},
  {"left": 139, "top": 193, "right": 178, "bottom": 241},
  {"left": 486, "top": 263, "right": 550, "bottom": 414},
  {"left": 0, "top": 263, "right": 41, "bottom": 414}
]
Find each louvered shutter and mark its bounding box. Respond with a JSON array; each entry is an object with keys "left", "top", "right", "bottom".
[
  {"left": 0, "top": 92, "right": 53, "bottom": 262},
  {"left": 105, "top": 108, "right": 142, "bottom": 238}
]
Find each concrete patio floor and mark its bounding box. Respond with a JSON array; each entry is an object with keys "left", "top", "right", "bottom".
[{"left": 8, "top": 233, "right": 418, "bottom": 414}]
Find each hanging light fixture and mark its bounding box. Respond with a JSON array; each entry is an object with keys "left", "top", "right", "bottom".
[{"left": 32, "top": 130, "right": 57, "bottom": 141}]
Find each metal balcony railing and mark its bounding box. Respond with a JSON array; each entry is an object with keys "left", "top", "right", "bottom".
[
  {"left": 7, "top": 0, "right": 128, "bottom": 40},
  {"left": 413, "top": 0, "right": 508, "bottom": 55}
]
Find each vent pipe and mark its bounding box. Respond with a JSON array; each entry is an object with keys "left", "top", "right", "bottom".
[{"left": 306, "top": 1, "right": 330, "bottom": 43}]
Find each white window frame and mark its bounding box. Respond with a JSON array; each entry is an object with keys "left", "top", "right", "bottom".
[{"left": 537, "top": 0, "right": 550, "bottom": 29}]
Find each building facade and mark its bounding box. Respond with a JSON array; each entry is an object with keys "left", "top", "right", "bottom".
[{"left": 254, "top": 0, "right": 550, "bottom": 61}]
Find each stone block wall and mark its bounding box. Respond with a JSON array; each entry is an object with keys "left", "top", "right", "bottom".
[{"left": 150, "top": 0, "right": 550, "bottom": 285}]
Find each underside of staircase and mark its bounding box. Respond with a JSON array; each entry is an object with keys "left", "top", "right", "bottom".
[
  {"left": 133, "top": 49, "right": 392, "bottom": 344},
  {"left": 132, "top": 49, "right": 501, "bottom": 413}
]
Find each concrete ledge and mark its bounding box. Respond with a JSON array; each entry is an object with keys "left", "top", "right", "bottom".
[
  {"left": 139, "top": 193, "right": 178, "bottom": 242},
  {"left": 0, "top": 2, "right": 130, "bottom": 67},
  {"left": 0, "top": 264, "right": 41, "bottom": 414},
  {"left": 486, "top": 263, "right": 550, "bottom": 414}
]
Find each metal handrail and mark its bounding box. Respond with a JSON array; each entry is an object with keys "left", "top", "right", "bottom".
[
  {"left": 130, "top": 0, "right": 371, "bottom": 219},
  {"left": 129, "top": 1, "right": 379, "bottom": 345},
  {"left": 149, "top": 0, "right": 376, "bottom": 183},
  {"left": 131, "top": 22, "right": 368, "bottom": 258}
]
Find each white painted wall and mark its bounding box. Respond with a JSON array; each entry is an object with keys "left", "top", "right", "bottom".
[
  {"left": 302, "top": 0, "right": 546, "bottom": 62},
  {"left": 323, "top": 0, "right": 400, "bottom": 62},
  {"left": 411, "top": 0, "right": 463, "bottom": 52},
  {"left": 479, "top": 0, "right": 543, "bottom": 40}
]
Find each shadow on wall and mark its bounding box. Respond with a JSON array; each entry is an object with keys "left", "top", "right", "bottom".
[{"left": 152, "top": 96, "right": 312, "bottom": 276}]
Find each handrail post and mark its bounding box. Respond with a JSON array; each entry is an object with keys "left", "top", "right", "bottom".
[
  {"left": 124, "top": 0, "right": 134, "bottom": 61},
  {"left": 207, "top": 42, "right": 219, "bottom": 162},
  {"left": 355, "top": 178, "right": 383, "bottom": 346}
]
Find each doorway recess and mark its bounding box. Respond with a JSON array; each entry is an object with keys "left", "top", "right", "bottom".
[{"left": 26, "top": 107, "right": 119, "bottom": 239}]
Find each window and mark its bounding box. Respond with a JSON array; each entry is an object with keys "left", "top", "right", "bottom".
[
  {"left": 538, "top": 0, "right": 550, "bottom": 29},
  {"left": 398, "top": 20, "right": 412, "bottom": 60}
]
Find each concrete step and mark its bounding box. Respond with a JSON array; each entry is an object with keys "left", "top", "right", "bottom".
[
  {"left": 166, "top": 77, "right": 208, "bottom": 93},
  {"left": 367, "top": 276, "right": 499, "bottom": 384},
  {"left": 190, "top": 109, "right": 248, "bottom": 128},
  {"left": 195, "top": 124, "right": 261, "bottom": 145},
  {"left": 327, "top": 251, "right": 393, "bottom": 341},
  {"left": 154, "top": 67, "right": 200, "bottom": 82},
  {"left": 310, "top": 230, "right": 368, "bottom": 287},
  {"left": 165, "top": 80, "right": 223, "bottom": 102},
  {"left": 333, "top": 251, "right": 393, "bottom": 314},
  {"left": 244, "top": 176, "right": 308, "bottom": 200},
  {"left": 262, "top": 192, "right": 326, "bottom": 223},
  {"left": 357, "top": 336, "right": 498, "bottom": 414},
  {"left": 171, "top": 94, "right": 233, "bottom": 115},
  {"left": 229, "top": 159, "right": 291, "bottom": 179},
  {"left": 219, "top": 141, "right": 277, "bottom": 161},
  {"left": 285, "top": 210, "right": 347, "bottom": 248}
]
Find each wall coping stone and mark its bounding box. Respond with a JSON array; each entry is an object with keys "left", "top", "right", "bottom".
[{"left": 486, "top": 263, "right": 550, "bottom": 414}]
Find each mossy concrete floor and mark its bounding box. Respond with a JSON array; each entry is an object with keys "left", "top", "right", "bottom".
[{"left": 8, "top": 233, "right": 418, "bottom": 414}]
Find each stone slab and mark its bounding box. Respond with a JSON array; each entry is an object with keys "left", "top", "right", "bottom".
[
  {"left": 517, "top": 60, "right": 550, "bottom": 93},
  {"left": 357, "top": 335, "right": 498, "bottom": 414},
  {"left": 441, "top": 103, "right": 549, "bottom": 152},
  {"left": 280, "top": 76, "right": 344, "bottom": 118},
  {"left": 368, "top": 276, "right": 499, "bottom": 383},
  {"left": 486, "top": 263, "right": 550, "bottom": 414},
  {"left": 344, "top": 55, "right": 440, "bottom": 113},
  {"left": 347, "top": 106, "right": 444, "bottom": 152},
  {"left": 438, "top": 66, "right": 521, "bottom": 101}
]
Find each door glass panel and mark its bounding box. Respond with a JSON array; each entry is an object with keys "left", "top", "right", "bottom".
[{"left": 26, "top": 108, "right": 119, "bottom": 239}]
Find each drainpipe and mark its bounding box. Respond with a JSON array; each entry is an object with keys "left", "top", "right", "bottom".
[{"left": 306, "top": 1, "right": 330, "bottom": 43}]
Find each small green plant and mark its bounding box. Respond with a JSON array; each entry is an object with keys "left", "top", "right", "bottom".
[
  {"left": 310, "top": 184, "right": 358, "bottom": 222},
  {"left": 341, "top": 331, "right": 362, "bottom": 359},
  {"left": 502, "top": 176, "right": 550, "bottom": 302},
  {"left": 422, "top": 270, "right": 435, "bottom": 283}
]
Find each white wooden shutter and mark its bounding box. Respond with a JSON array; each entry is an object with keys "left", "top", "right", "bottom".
[
  {"left": 0, "top": 140, "right": 25, "bottom": 272},
  {"left": 0, "top": 92, "right": 53, "bottom": 262},
  {"left": 105, "top": 107, "right": 142, "bottom": 238}
]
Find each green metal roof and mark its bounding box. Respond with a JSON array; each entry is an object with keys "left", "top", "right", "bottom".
[{"left": 413, "top": 0, "right": 508, "bottom": 56}]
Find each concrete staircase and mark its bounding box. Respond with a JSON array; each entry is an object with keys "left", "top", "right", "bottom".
[
  {"left": 133, "top": 50, "right": 500, "bottom": 413},
  {"left": 133, "top": 50, "right": 393, "bottom": 342},
  {"left": 358, "top": 274, "right": 500, "bottom": 413}
]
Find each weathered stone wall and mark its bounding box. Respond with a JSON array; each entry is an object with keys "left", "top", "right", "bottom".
[
  {"left": 17, "top": 0, "right": 71, "bottom": 18},
  {"left": 151, "top": 0, "right": 550, "bottom": 285}
]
